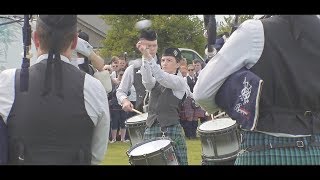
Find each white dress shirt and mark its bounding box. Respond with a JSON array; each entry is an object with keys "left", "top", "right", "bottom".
[
  {"left": 110, "top": 71, "right": 117, "bottom": 79},
  {"left": 140, "top": 57, "right": 192, "bottom": 99},
  {"left": 0, "top": 54, "right": 110, "bottom": 165}
]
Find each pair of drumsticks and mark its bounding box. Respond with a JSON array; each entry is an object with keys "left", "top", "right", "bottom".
[{"left": 132, "top": 108, "right": 226, "bottom": 120}]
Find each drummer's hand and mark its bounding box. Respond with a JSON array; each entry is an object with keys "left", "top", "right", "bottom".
[
  {"left": 136, "top": 40, "right": 152, "bottom": 60},
  {"left": 122, "top": 99, "right": 133, "bottom": 112}
]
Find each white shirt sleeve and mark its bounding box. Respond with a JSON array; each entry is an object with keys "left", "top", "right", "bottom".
[
  {"left": 142, "top": 59, "right": 187, "bottom": 99},
  {"left": 140, "top": 58, "right": 156, "bottom": 91},
  {"left": 116, "top": 65, "right": 134, "bottom": 104},
  {"left": 0, "top": 69, "right": 16, "bottom": 124},
  {"left": 193, "top": 19, "right": 265, "bottom": 114},
  {"left": 83, "top": 74, "right": 110, "bottom": 165},
  {"left": 110, "top": 71, "right": 117, "bottom": 79}
]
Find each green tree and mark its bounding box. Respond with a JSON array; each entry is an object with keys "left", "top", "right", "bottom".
[
  {"left": 100, "top": 15, "right": 206, "bottom": 62},
  {"left": 0, "top": 17, "right": 20, "bottom": 60},
  {"left": 217, "top": 15, "right": 254, "bottom": 36}
]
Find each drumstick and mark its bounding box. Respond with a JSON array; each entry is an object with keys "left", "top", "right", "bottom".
[
  {"left": 213, "top": 112, "right": 226, "bottom": 119},
  {"left": 132, "top": 108, "right": 143, "bottom": 115}
]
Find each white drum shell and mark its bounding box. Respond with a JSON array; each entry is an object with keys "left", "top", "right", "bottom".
[
  {"left": 127, "top": 138, "right": 179, "bottom": 165},
  {"left": 125, "top": 113, "right": 148, "bottom": 146},
  {"left": 197, "top": 118, "right": 240, "bottom": 159}
]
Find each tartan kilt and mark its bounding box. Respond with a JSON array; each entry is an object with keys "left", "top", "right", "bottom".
[
  {"left": 143, "top": 122, "right": 188, "bottom": 165},
  {"left": 180, "top": 97, "right": 194, "bottom": 121},
  {"left": 235, "top": 130, "right": 320, "bottom": 165},
  {"left": 193, "top": 106, "right": 206, "bottom": 118}
]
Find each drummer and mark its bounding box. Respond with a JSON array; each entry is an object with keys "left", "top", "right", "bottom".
[
  {"left": 137, "top": 44, "right": 191, "bottom": 165},
  {"left": 116, "top": 29, "right": 160, "bottom": 113}
]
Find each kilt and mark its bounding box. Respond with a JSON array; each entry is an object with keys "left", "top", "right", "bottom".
[
  {"left": 235, "top": 130, "right": 320, "bottom": 165},
  {"left": 193, "top": 106, "right": 206, "bottom": 118},
  {"left": 144, "top": 122, "right": 188, "bottom": 165},
  {"left": 180, "top": 97, "right": 194, "bottom": 121}
]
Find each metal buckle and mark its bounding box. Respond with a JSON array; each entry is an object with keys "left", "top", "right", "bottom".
[
  {"left": 237, "top": 149, "right": 248, "bottom": 155},
  {"left": 18, "top": 156, "right": 24, "bottom": 161},
  {"left": 304, "top": 111, "right": 312, "bottom": 116},
  {"left": 160, "top": 127, "right": 168, "bottom": 138},
  {"left": 296, "top": 141, "right": 304, "bottom": 148}
]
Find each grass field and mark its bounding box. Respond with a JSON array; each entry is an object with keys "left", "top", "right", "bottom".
[{"left": 101, "top": 138, "right": 203, "bottom": 165}]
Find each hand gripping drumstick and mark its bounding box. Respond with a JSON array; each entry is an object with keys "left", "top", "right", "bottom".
[{"left": 132, "top": 108, "right": 143, "bottom": 115}]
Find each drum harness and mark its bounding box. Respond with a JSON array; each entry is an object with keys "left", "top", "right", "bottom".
[{"left": 238, "top": 111, "right": 320, "bottom": 155}]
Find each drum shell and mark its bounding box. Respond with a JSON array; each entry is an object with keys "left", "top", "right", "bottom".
[
  {"left": 127, "top": 137, "right": 179, "bottom": 165},
  {"left": 197, "top": 119, "right": 241, "bottom": 160},
  {"left": 201, "top": 154, "right": 237, "bottom": 165},
  {"left": 125, "top": 113, "right": 148, "bottom": 146}
]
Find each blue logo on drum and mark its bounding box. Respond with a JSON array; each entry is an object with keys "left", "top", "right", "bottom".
[{"left": 215, "top": 67, "right": 263, "bottom": 130}]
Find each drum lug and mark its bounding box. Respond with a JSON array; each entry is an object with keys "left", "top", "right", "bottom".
[
  {"left": 237, "top": 149, "right": 248, "bottom": 155},
  {"left": 127, "top": 153, "right": 133, "bottom": 165},
  {"left": 143, "top": 154, "right": 149, "bottom": 165},
  {"left": 160, "top": 127, "right": 168, "bottom": 138},
  {"left": 161, "top": 148, "right": 168, "bottom": 165}
]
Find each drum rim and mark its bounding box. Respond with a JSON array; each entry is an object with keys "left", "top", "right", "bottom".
[
  {"left": 125, "top": 113, "right": 148, "bottom": 124},
  {"left": 197, "top": 123, "right": 239, "bottom": 135},
  {"left": 125, "top": 121, "right": 146, "bottom": 127},
  {"left": 201, "top": 151, "right": 239, "bottom": 161},
  {"left": 127, "top": 137, "right": 173, "bottom": 158},
  {"left": 198, "top": 118, "right": 237, "bottom": 131},
  {"left": 128, "top": 146, "right": 175, "bottom": 163}
]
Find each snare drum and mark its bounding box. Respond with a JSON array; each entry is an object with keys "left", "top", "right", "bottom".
[
  {"left": 125, "top": 113, "right": 148, "bottom": 146},
  {"left": 127, "top": 137, "right": 179, "bottom": 165},
  {"left": 197, "top": 118, "right": 240, "bottom": 164}
]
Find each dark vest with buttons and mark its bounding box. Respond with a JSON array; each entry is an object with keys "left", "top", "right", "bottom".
[
  {"left": 250, "top": 15, "right": 320, "bottom": 135},
  {"left": 146, "top": 82, "right": 181, "bottom": 128},
  {"left": 133, "top": 67, "right": 146, "bottom": 112},
  {"left": 7, "top": 60, "right": 94, "bottom": 164}
]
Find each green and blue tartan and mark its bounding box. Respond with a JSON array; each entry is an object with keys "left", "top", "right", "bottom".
[
  {"left": 143, "top": 122, "right": 188, "bottom": 165},
  {"left": 235, "top": 131, "right": 320, "bottom": 165}
]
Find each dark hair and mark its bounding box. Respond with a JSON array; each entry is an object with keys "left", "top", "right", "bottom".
[
  {"left": 139, "top": 29, "right": 157, "bottom": 41},
  {"left": 111, "top": 56, "right": 119, "bottom": 63},
  {"left": 36, "top": 15, "right": 77, "bottom": 53},
  {"left": 118, "top": 55, "right": 126, "bottom": 61},
  {"left": 162, "top": 47, "right": 182, "bottom": 62},
  {"left": 193, "top": 59, "right": 202, "bottom": 64},
  {"left": 78, "top": 31, "right": 89, "bottom": 42}
]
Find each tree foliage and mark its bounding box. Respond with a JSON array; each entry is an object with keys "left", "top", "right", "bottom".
[
  {"left": 100, "top": 15, "right": 206, "bottom": 62},
  {"left": 217, "top": 15, "right": 254, "bottom": 36}
]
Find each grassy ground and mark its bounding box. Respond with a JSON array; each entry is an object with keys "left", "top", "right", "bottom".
[{"left": 101, "top": 138, "right": 203, "bottom": 165}]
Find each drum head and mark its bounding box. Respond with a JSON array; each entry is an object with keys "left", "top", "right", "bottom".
[
  {"left": 199, "top": 118, "right": 236, "bottom": 132},
  {"left": 126, "top": 113, "right": 148, "bottom": 124},
  {"left": 129, "top": 139, "right": 171, "bottom": 156}
]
